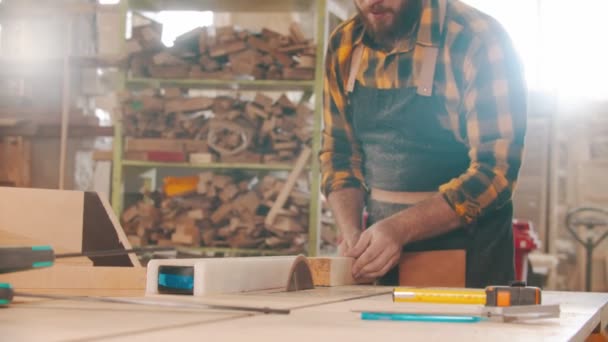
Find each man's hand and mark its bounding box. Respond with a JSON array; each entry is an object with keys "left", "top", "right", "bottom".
[
  {"left": 346, "top": 218, "right": 407, "bottom": 280},
  {"left": 338, "top": 230, "right": 361, "bottom": 256}
]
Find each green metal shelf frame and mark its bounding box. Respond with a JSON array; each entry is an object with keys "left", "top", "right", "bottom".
[
  {"left": 122, "top": 160, "right": 295, "bottom": 171},
  {"left": 112, "top": 0, "right": 328, "bottom": 257}
]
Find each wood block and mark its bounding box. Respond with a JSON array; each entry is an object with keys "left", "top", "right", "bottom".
[
  {"left": 253, "top": 93, "right": 274, "bottom": 110},
  {"left": 274, "top": 141, "right": 298, "bottom": 150},
  {"left": 245, "top": 102, "right": 269, "bottom": 119},
  {"left": 186, "top": 209, "right": 204, "bottom": 220},
  {"left": 0, "top": 265, "right": 146, "bottom": 292},
  {"left": 219, "top": 183, "right": 239, "bottom": 203},
  {"left": 297, "top": 54, "right": 316, "bottom": 68},
  {"left": 261, "top": 28, "right": 283, "bottom": 41},
  {"left": 229, "top": 49, "right": 262, "bottom": 67},
  {"left": 265, "top": 147, "right": 311, "bottom": 226},
  {"left": 212, "top": 174, "right": 233, "bottom": 189},
  {"left": 269, "top": 215, "right": 304, "bottom": 233},
  {"left": 163, "top": 87, "right": 182, "bottom": 98},
  {"left": 164, "top": 96, "right": 214, "bottom": 114},
  {"left": 247, "top": 36, "right": 273, "bottom": 53},
  {"left": 209, "top": 40, "right": 247, "bottom": 58},
  {"left": 189, "top": 153, "right": 214, "bottom": 164},
  {"left": 282, "top": 67, "right": 314, "bottom": 80},
  {"left": 272, "top": 52, "right": 294, "bottom": 67},
  {"left": 308, "top": 257, "right": 356, "bottom": 287},
  {"left": 125, "top": 138, "right": 182, "bottom": 153},
  {"left": 211, "top": 203, "right": 233, "bottom": 224},
  {"left": 398, "top": 250, "right": 466, "bottom": 287},
  {"left": 277, "top": 43, "right": 312, "bottom": 54},
  {"left": 289, "top": 22, "right": 307, "bottom": 43},
  {"left": 152, "top": 51, "right": 186, "bottom": 65},
  {"left": 233, "top": 192, "right": 260, "bottom": 215},
  {"left": 136, "top": 96, "right": 165, "bottom": 113}
]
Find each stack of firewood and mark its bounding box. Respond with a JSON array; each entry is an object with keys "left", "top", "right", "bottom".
[
  {"left": 127, "top": 21, "right": 316, "bottom": 81},
  {"left": 121, "top": 172, "right": 310, "bottom": 253},
  {"left": 120, "top": 90, "right": 313, "bottom": 164}
]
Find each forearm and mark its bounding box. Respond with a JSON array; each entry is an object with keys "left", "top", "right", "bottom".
[
  {"left": 327, "top": 188, "right": 365, "bottom": 237},
  {"left": 383, "top": 194, "right": 463, "bottom": 246}
]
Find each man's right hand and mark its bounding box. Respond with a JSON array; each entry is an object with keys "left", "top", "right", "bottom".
[{"left": 338, "top": 230, "right": 361, "bottom": 256}]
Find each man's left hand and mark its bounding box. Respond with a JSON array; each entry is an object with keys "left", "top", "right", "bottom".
[{"left": 346, "top": 218, "right": 406, "bottom": 280}]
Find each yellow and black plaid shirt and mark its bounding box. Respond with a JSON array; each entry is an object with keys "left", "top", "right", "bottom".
[{"left": 319, "top": 0, "right": 527, "bottom": 224}]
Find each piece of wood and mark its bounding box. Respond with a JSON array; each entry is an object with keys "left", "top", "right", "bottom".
[
  {"left": 297, "top": 55, "right": 316, "bottom": 68},
  {"left": 190, "top": 152, "right": 214, "bottom": 164},
  {"left": 164, "top": 97, "right": 214, "bottom": 114},
  {"left": 265, "top": 147, "right": 311, "bottom": 226},
  {"left": 282, "top": 67, "right": 314, "bottom": 80},
  {"left": 253, "top": 93, "right": 274, "bottom": 110},
  {"left": 0, "top": 264, "right": 146, "bottom": 291},
  {"left": 211, "top": 203, "right": 233, "bottom": 224},
  {"left": 398, "top": 250, "right": 466, "bottom": 287},
  {"left": 209, "top": 40, "right": 247, "bottom": 58},
  {"left": 147, "top": 65, "right": 190, "bottom": 78},
  {"left": 289, "top": 22, "right": 307, "bottom": 43},
  {"left": 307, "top": 257, "right": 356, "bottom": 287},
  {"left": 152, "top": 51, "right": 186, "bottom": 65},
  {"left": 245, "top": 102, "right": 268, "bottom": 119}
]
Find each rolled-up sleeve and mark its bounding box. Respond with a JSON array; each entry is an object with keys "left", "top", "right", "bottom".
[
  {"left": 319, "top": 32, "right": 366, "bottom": 197},
  {"left": 439, "top": 32, "right": 527, "bottom": 225}
]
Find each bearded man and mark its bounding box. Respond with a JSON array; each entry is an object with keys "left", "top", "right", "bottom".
[{"left": 320, "top": 0, "right": 528, "bottom": 287}]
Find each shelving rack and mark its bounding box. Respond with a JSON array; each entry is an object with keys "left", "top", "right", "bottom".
[{"left": 111, "top": 0, "right": 329, "bottom": 256}]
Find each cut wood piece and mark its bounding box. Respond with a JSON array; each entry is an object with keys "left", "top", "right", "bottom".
[
  {"left": 233, "top": 192, "right": 261, "bottom": 215},
  {"left": 289, "top": 22, "right": 307, "bottom": 43},
  {"left": 0, "top": 265, "right": 146, "bottom": 291},
  {"left": 164, "top": 97, "right": 214, "bottom": 114},
  {"left": 211, "top": 203, "right": 233, "bottom": 224},
  {"left": 297, "top": 54, "right": 316, "bottom": 68},
  {"left": 212, "top": 174, "right": 233, "bottom": 189},
  {"left": 277, "top": 43, "right": 312, "bottom": 54},
  {"left": 152, "top": 51, "right": 186, "bottom": 65},
  {"left": 282, "top": 67, "right": 314, "bottom": 80},
  {"left": 187, "top": 209, "right": 205, "bottom": 220},
  {"left": 209, "top": 40, "right": 247, "bottom": 57},
  {"left": 307, "top": 257, "right": 356, "bottom": 287},
  {"left": 163, "top": 88, "right": 182, "bottom": 98},
  {"left": 247, "top": 36, "right": 273, "bottom": 53},
  {"left": 253, "top": 93, "right": 274, "bottom": 110},
  {"left": 245, "top": 102, "right": 268, "bottom": 119},
  {"left": 273, "top": 141, "right": 298, "bottom": 150},
  {"left": 145, "top": 255, "right": 314, "bottom": 296},
  {"left": 189, "top": 153, "right": 214, "bottom": 164},
  {"left": 265, "top": 146, "right": 312, "bottom": 226},
  {"left": 272, "top": 52, "right": 293, "bottom": 67},
  {"left": 219, "top": 183, "right": 239, "bottom": 203},
  {"left": 269, "top": 215, "right": 304, "bottom": 233}
]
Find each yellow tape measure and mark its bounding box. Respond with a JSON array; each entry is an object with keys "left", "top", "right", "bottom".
[{"left": 393, "top": 287, "right": 487, "bottom": 305}]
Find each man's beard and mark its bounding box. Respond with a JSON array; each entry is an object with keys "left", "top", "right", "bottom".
[{"left": 357, "top": 0, "right": 422, "bottom": 48}]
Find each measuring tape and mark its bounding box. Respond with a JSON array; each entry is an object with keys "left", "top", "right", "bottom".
[{"left": 393, "top": 287, "right": 487, "bottom": 305}]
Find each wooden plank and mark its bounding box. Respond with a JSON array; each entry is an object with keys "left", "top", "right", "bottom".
[
  {"left": 308, "top": 257, "right": 356, "bottom": 287},
  {"left": 0, "top": 265, "right": 146, "bottom": 291},
  {"left": 265, "top": 147, "right": 311, "bottom": 226}
]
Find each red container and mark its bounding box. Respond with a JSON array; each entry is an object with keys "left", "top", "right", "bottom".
[{"left": 512, "top": 219, "right": 541, "bottom": 281}]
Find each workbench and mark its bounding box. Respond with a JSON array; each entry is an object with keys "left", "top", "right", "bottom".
[{"left": 2, "top": 286, "right": 607, "bottom": 341}]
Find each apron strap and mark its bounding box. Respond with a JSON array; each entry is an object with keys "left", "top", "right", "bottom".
[
  {"left": 346, "top": 45, "right": 364, "bottom": 93},
  {"left": 417, "top": 0, "right": 447, "bottom": 97}
]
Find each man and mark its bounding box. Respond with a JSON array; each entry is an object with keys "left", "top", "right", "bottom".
[{"left": 320, "top": 0, "right": 527, "bottom": 288}]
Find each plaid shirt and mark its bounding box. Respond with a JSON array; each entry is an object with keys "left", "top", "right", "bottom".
[{"left": 319, "top": 0, "right": 527, "bottom": 224}]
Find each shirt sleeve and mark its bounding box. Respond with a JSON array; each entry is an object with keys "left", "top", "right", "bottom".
[
  {"left": 439, "top": 32, "right": 528, "bottom": 225},
  {"left": 319, "top": 32, "right": 366, "bottom": 198}
]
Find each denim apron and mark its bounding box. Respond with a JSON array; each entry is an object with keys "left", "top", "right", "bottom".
[{"left": 345, "top": 0, "right": 515, "bottom": 288}]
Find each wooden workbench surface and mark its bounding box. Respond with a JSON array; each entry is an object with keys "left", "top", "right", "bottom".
[{"left": 2, "top": 286, "right": 607, "bottom": 342}]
